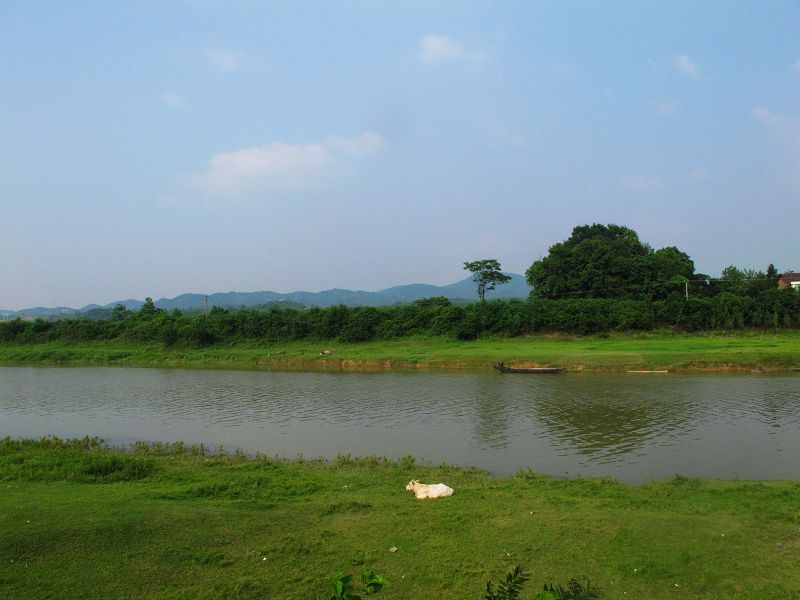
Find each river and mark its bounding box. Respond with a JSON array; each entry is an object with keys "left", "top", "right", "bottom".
[{"left": 1, "top": 366, "right": 798, "bottom": 483}]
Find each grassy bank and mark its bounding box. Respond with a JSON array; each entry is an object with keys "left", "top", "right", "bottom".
[
  {"left": 1, "top": 438, "right": 799, "bottom": 599},
  {"left": 1, "top": 331, "right": 800, "bottom": 372}
]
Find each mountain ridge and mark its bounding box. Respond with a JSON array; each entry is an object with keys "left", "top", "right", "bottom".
[{"left": 1, "top": 274, "right": 531, "bottom": 318}]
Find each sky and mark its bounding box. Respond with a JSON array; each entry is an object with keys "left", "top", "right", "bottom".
[{"left": 1, "top": 1, "right": 799, "bottom": 310}]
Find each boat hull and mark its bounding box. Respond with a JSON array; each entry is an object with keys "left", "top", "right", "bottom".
[{"left": 493, "top": 364, "right": 565, "bottom": 374}]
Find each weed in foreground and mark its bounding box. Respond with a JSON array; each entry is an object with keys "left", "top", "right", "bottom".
[
  {"left": 485, "top": 566, "right": 603, "bottom": 600},
  {"left": 329, "top": 569, "right": 388, "bottom": 599}
]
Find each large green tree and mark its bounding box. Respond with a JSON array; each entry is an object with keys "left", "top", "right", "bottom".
[
  {"left": 526, "top": 224, "right": 695, "bottom": 300},
  {"left": 464, "top": 259, "right": 512, "bottom": 302}
]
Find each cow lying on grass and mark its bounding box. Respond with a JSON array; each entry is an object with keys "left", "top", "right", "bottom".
[{"left": 405, "top": 479, "right": 454, "bottom": 499}]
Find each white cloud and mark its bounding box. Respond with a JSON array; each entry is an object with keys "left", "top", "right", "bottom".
[
  {"left": 207, "top": 50, "right": 240, "bottom": 72},
  {"left": 753, "top": 106, "right": 800, "bottom": 190},
  {"left": 187, "top": 131, "right": 384, "bottom": 200},
  {"left": 752, "top": 106, "right": 800, "bottom": 148},
  {"left": 752, "top": 106, "right": 800, "bottom": 134},
  {"left": 654, "top": 98, "right": 679, "bottom": 117},
  {"left": 325, "top": 131, "right": 385, "bottom": 156},
  {"left": 161, "top": 92, "right": 187, "bottom": 107},
  {"left": 793, "top": 59, "right": 800, "bottom": 72},
  {"left": 690, "top": 167, "right": 710, "bottom": 180},
  {"left": 417, "top": 35, "right": 483, "bottom": 64},
  {"left": 676, "top": 54, "right": 701, "bottom": 79},
  {"left": 191, "top": 143, "right": 330, "bottom": 197},
  {"left": 621, "top": 175, "right": 663, "bottom": 193},
  {"left": 752, "top": 106, "right": 772, "bottom": 122}
]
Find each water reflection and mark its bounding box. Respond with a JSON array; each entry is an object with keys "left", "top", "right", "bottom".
[
  {"left": 528, "top": 376, "right": 702, "bottom": 462},
  {"left": 1, "top": 367, "right": 799, "bottom": 482},
  {"left": 472, "top": 376, "right": 514, "bottom": 449}
]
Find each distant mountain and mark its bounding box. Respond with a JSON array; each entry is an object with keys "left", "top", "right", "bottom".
[
  {"left": 1, "top": 306, "right": 80, "bottom": 318},
  {"left": 0, "top": 274, "right": 531, "bottom": 318}
]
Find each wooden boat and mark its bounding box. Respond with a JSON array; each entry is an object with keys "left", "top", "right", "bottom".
[{"left": 494, "top": 362, "right": 565, "bottom": 374}]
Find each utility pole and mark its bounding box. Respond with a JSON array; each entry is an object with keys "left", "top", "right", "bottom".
[
  {"left": 204, "top": 294, "right": 208, "bottom": 317},
  {"left": 685, "top": 280, "right": 689, "bottom": 300}
]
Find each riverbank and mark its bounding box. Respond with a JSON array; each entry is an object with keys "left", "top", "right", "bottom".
[
  {"left": 1, "top": 438, "right": 798, "bottom": 599},
  {"left": 1, "top": 331, "right": 799, "bottom": 372}
]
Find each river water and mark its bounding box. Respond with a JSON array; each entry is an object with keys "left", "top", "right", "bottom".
[{"left": 1, "top": 366, "right": 798, "bottom": 483}]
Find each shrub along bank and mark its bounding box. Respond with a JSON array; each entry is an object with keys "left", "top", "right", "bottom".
[{"left": 2, "top": 288, "right": 800, "bottom": 348}]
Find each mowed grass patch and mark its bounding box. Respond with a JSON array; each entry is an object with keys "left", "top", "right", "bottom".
[{"left": 0, "top": 440, "right": 799, "bottom": 598}]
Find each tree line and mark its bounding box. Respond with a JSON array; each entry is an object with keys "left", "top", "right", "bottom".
[
  {"left": 2, "top": 223, "right": 797, "bottom": 344},
  {"left": 1, "top": 288, "right": 798, "bottom": 345}
]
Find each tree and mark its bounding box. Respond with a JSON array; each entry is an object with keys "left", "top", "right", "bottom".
[
  {"left": 464, "top": 259, "right": 512, "bottom": 302},
  {"left": 719, "top": 265, "right": 750, "bottom": 296},
  {"left": 766, "top": 263, "right": 779, "bottom": 287},
  {"left": 717, "top": 265, "right": 777, "bottom": 297},
  {"left": 110, "top": 304, "right": 129, "bottom": 321},
  {"left": 526, "top": 224, "right": 694, "bottom": 300},
  {"left": 649, "top": 246, "right": 695, "bottom": 299},
  {"left": 139, "top": 297, "right": 160, "bottom": 316}
]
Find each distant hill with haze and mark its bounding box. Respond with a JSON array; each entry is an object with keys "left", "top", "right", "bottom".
[{"left": 1, "top": 274, "right": 531, "bottom": 319}]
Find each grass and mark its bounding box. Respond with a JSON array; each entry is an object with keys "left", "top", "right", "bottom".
[
  {"left": 1, "top": 438, "right": 799, "bottom": 599},
  {"left": 1, "top": 330, "right": 800, "bottom": 372}
]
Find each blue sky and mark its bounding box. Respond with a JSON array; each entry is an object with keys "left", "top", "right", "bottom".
[{"left": 2, "top": 1, "right": 799, "bottom": 309}]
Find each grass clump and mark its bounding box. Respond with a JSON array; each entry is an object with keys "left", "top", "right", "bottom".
[
  {"left": 78, "top": 454, "right": 156, "bottom": 481},
  {"left": 0, "top": 436, "right": 157, "bottom": 482}
]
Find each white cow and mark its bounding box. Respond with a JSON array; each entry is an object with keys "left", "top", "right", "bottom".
[{"left": 405, "top": 479, "right": 454, "bottom": 499}]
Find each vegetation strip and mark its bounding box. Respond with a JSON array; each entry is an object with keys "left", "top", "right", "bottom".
[
  {"left": 1, "top": 437, "right": 798, "bottom": 599},
  {"left": 1, "top": 332, "right": 800, "bottom": 372}
]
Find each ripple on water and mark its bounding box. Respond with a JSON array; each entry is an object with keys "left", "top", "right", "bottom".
[{"left": 1, "top": 367, "right": 799, "bottom": 482}]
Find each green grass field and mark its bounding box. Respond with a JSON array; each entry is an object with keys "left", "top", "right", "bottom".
[
  {"left": 1, "top": 439, "right": 798, "bottom": 599},
  {"left": 1, "top": 331, "right": 799, "bottom": 372}
]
